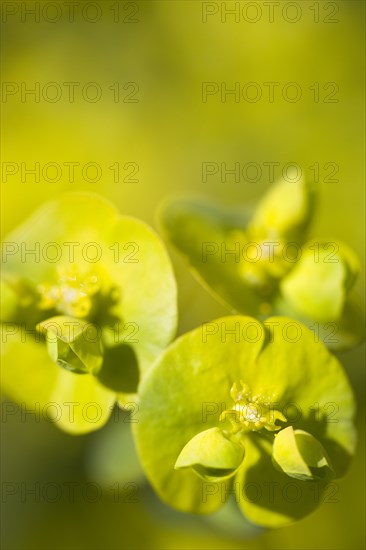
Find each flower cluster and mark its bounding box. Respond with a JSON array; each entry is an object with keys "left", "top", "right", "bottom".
[{"left": 1, "top": 191, "right": 359, "bottom": 530}]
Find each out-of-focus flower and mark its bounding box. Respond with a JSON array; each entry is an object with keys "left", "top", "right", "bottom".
[
  {"left": 159, "top": 175, "right": 363, "bottom": 349},
  {"left": 1, "top": 192, "right": 177, "bottom": 433}
]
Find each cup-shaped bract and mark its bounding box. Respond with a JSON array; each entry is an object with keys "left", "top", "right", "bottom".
[
  {"left": 279, "top": 241, "right": 360, "bottom": 322},
  {"left": 37, "top": 316, "right": 103, "bottom": 375},
  {"left": 175, "top": 427, "right": 245, "bottom": 482},
  {"left": 272, "top": 426, "right": 334, "bottom": 481}
]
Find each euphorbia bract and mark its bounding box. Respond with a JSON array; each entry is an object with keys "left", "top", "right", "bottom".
[
  {"left": 134, "top": 316, "right": 356, "bottom": 528},
  {"left": 159, "top": 176, "right": 364, "bottom": 350},
  {"left": 1, "top": 192, "right": 177, "bottom": 433}
]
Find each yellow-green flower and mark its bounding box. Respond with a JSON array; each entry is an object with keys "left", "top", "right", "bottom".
[
  {"left": 1, "top": 192, "right": 177, "bottom": 434},
  {"left": 134, "top": 317, "right": 356, "bottom": 528},
  {"left": 159, "top": 176, "right": 363, "bottom": 349}
]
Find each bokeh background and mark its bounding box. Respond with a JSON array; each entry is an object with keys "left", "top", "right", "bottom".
[{"left": 1, "top": 1, "right": 365, "bottom": 548}]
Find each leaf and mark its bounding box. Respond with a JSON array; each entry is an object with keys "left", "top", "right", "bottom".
[
  {"left": 104, "top": 215, "right": 177, "bottom": 379},
  {"left": 48, "top": 366, "right": 115, "bottom": 435},
  {"left": 1, "top": 192, "right": 119, "bottom": 287},
  {"left": 175, "top": 427, "right": 245, "bottom": 481},
  {"left": 258, "top": 317, "right": 356, "bottom": 477},
  {"left": 0, "top": 280, "right": 18, "bottom": 321},
  {"left": 0, "top": 327, "right": 114, "bottom": 434},
  {"left": 159, "top": 197, "right": 266, "bottom": 315},
  {"left": 97, "top": 343, "right": 139, "bottom": 393},
  {"left": 133, "top": 316, "right": 265, "bottom": 514},
  {"left": 235, "top": 435, "right": 329, "bottom": 528}
]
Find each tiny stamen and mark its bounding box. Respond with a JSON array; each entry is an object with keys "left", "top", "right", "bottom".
[{"left": 221, "top": 380, "right": 287, "bottom": 433}]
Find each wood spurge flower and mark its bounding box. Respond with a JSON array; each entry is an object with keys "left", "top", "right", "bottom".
[
  {"left": 1, "top": 192, "right": 177, "bottom": 433},
  {"left": 134, "top": 316, "right": 356, "bottom": 527},
  {"left": 159, "top": 176, "right": 364, "bottom": 350},
  {"left": 220, "top": 381, "right": 287, "bottom": 432}
]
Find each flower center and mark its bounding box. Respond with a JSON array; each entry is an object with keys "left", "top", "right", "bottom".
[
  {"left": 220, "top": 381, "right": 287, "bottom": 433},
  {"left": 239, "top": 239, "right": 288, "bottom": 290},
  {"left": 37, "top": 265, "right": 103, "bottom": 318}
]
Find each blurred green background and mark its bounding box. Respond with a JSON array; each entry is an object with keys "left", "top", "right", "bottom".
[{"left": 1, "top": 1, "right": 365, "bottom": 548}]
